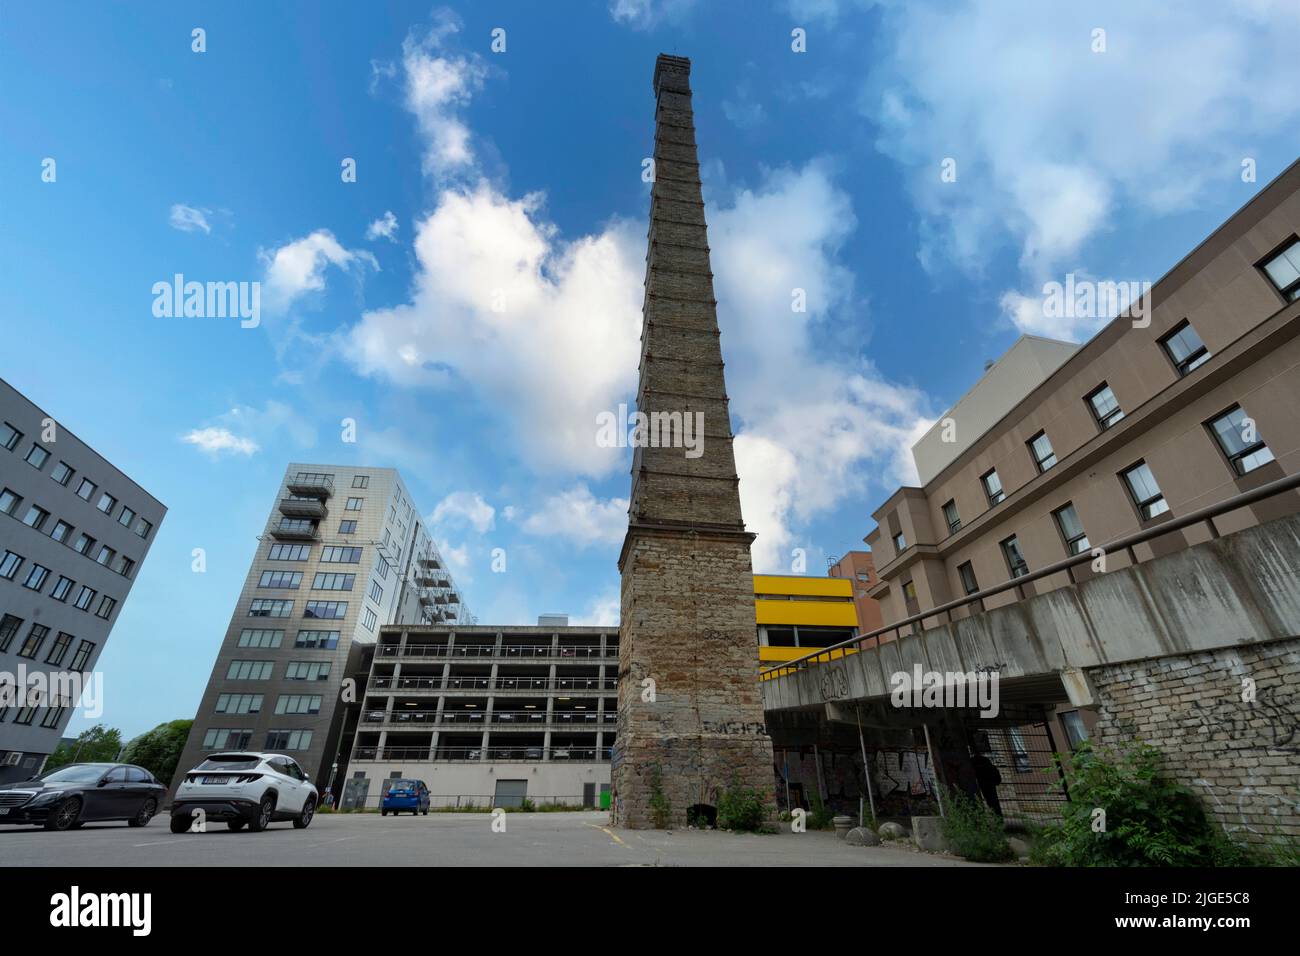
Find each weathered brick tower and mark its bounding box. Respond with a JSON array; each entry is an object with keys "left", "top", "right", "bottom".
[{"left": 612, "top": 54, "right": 775, "bottom": 828}]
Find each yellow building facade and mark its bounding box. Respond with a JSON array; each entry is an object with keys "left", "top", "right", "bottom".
[{"left": 753, "top": 574, "right": 858, "bottom": 665}]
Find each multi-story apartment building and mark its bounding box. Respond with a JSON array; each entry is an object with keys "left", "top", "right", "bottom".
[
  {"left": 826, "top": 551, "right": 884, "bottom": 635},
  {"left": 171, "top": 464, "right": 469, "bottom": 795},
  {"left": 0, "top": 378, "right": 165, "bottom": 782},
  {"left": 344, "top": 576, "right": 865, "bottom": 808},
  {"left": 860, "top": 160, "right": 1300, "bottom": 753}
]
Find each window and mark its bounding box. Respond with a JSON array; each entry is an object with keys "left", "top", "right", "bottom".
[
  {"left": 25, "top": 444, "right": 49, "bottom": 469},
  {"left": 345, "top": 497, "right": 364, "bottom": 511},
  {"left": 0, "top": 422, "right": 21, "bottom": 451},
  {"left": 368, "top": 580, "right": 384, "bottom": 603},
  {"left": 50, "top": 519, "right": 73, "bottom": 543},
  {"left": 75, "top": 478, "right": 95, "bottom": 501},
  {"left": 892, "top": 532, "right": 906, "bottom": 552},
  {"left": 0, "top": 488, "right": 19, "bottom": 515},
  {"left": 320, "top": 546, "right": 362, "bottom": 563},
  {"left": 51, "top": 461, "right": 74, "bottom": 486},
  {"left": 134, "top": 517, "right": 152, "bottom": 539},
  {"left": 97, "top": 492, "right": 117, "bottom": 514},
  {"left": 1052, "top": 503, "right": 1090, "bottom": 555},
  {"left": 902, "top": 579, "right": 917, "bottom": 602},
  {"left": 375, "top": 556, "right": 391, "bottom": 579},
  {"left": 295, "top": 630, "right": 339, "bottom": 649},
  {"left": 51, "top": 576, "right": 75, "bottom": 602},
  {"left": 1207, "top": 406, "right": 1275, "bottom": 476},
  {"left": 265, "top": 729, "right": 313, "bottom": 751},
  {"left": 1260, "top": 237, "right": 1300, "bottom": 301},
  {"left": 1121, "top": 461, "right": 1169, "bottom": 520},
  {"left": 941, "top": 500, "right": 961, "bottom": 534},
  {"left": 18, "top": 624, "right": 49, "bottom": 659},
  {"left": 285, "top": 661, "right": 331, "bottom": 681},
  {"left": 1028, "top": 431, "right": 1057, "bottom": 472},
  {"left": 72, "top": 533, "right": 95, "bottom": 555},
  {"left": 73, "top": 586, "right": 97, "bottom": 610},
  {"left": 1160, "top": 320, "right": 1210, "bottom": 376},
  {"left": 1009, "top": 728, "right": 1031, "bottom": 773},
  {"left": 95, "top": 595, "right": 116, "bottom": 620},
  {"left": 22, "top": 504, "right": 49, "bottom": 531},
  {"left": 981, "top": 469, "right": 1005, "bottom": 506},
  {"left": 338, "top": 520, "right": 357, "bottom": 534},
  {"left": 0, "top": 614, "right": 22, "bottom": 652},
  {"left": 1086, "top": 383, "right": 1124, "bottom": 430},
  {"left": 362, "top": 607, "right": 377, "bottom": 631},
  {"left": 203, "top": 728, "right": 254, "bottom": 750},
  {"left": 258, "top": 570, "right": 303, "bottom": 589},
  {"left": 215, "top": 693, "right": 263, "bottom": 715},
  {"left": 268, "top": 543, "right": 311, "bottom": 561},
  {"left": 41, "top": 703, "right": 68, "bottom": 729},
  {"left": 69, "top": 640, "right": 95, "bottom": 671},
  {"left": 957, "top": 561, "right": 979, "bottom": 596},
  {"left": 96, "top": 545, "right": 115, "bottom": 566},
  {"left": 0, "top": 550, "right": 23, "bottom": 580},
  {"left": 116, "top": 555, "right": 135, "bottom": 578},
  {"left": 14, "top": 703, "right": 38, "bottom": 725},
  {"left": 238, "top": 629, "right": 283, "bottom": 649},
  {"left": 275, "top": 695, "right": 322, "bottom": 715},
  {"left": 45, "top": 632, "right": 74, "bottom": 666},
  {"left": 22, "top": 563, "right": 51, "bottom": 592},
  {"left": 1000, "top": 535, "right": 1029, "bottom": 578},
  {"left": 226, "top": 660, "right": 274, "bottom": 680},
  {"left": 249, "top": 599, "right": 293, "bottom": 618},
  {"left": 312, "top": 572, "right": 355, "bottom": 591},
  {"left": 1061, "top": 711, "right": 1090, "bottom": 750},
  {"left": 118, "top": 506, "right": 136, "bottom": 529},
  {"left": 352, "top": 475, "right": 369, "bottom": 489},
  {"left": 304, "top": 600, "right": 347, "bottom": 620}
]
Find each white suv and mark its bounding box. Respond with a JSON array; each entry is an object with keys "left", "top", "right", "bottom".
[{"left": 170, "top": 752, "right": 318, "bottom": 833}]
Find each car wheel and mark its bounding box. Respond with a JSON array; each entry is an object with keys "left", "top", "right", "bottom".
[
  {"left": 293, "top": 797, "right": 316, "bottom": 829},
  {"left": 227, "top": 820, "right": 246, "bottom": 832},
  {"left": 44, "top": 798, "right": 83, "bottom": 831},
  {"left": 128, "top": 798, "right": 158, "bottom": 828},
  {"left": 169, "top": 814, "right": 192, "bottom": 834},
  {"left": 247, "top": 795, "right": 275, "bottom": 832},
  {"left": 380, "top": 808, "right": 387, "bottom": 816}
]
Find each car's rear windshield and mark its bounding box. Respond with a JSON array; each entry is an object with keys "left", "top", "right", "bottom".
[
  {"left": 195, "top": 756, "right": 261, "bottom": 772},
  {"left": 388, "top": 779, "right": 418, "bottom": 789}
]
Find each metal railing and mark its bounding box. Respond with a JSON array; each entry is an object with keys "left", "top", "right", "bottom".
[
  {"left": 368, "top": 676, "right": 618, "bottom": 692},
  {"left": 360, "top": 709, "right": 613, "bottom": 726},
  {"left": 352, "top": 746, "right": 611, "bottom": 762},
  {"left": 375, "top": 644, "right": 612, "bottom": 660},
  {"left": 761, "top": 470, "right": 1300, "bottom": 678}
]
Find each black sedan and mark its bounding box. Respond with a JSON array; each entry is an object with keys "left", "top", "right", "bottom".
[{"left": 0, "top": 763, "right": 165, "bottom": 830}]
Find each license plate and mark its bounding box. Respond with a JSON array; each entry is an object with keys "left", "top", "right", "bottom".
[
  {"left": 0, "top": 807, "right": 9, "bottom": 815},
  {"left": 201, "top": 776, "right": 229, "bottom": 785}
]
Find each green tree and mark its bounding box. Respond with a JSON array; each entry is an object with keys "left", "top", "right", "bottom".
[
  {"left": 43, "top": 724, "right": 123, "bottom": 772},
  {"left": 120, "top": 719, "right": 193, "bottom": 783}
]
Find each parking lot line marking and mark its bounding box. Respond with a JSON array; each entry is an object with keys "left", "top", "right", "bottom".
[{"left": 585, "top": 823, "right": 626, "bottom": 847}]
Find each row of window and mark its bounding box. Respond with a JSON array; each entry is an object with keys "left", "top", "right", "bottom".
[
  {"left": 0, "top": 488, "right": 139, "bottom": 579},
  {"left": 225, "top": 659, "right": 332, "bottom": 681},
  {"left": 0, "top": 550, "right": 117, "bottom": 619},
  {"left": 236, "top": 628, "right": 340, "bottom": 649},
  {"left": 202, "top": 728, "right": 314, "bottom": 751},
  {"left": 256, "top": 571, "right": 357, "bottom": 591},
  {"left": 248, "top": 599, "right": 348, "bottom": 619},
  {"left": 214, "top": 693, "right": 323, "bottom": 715},
  {"left": 0, "top": 423, "right": 153, "bottom": 540},
  {"left": 0, "top": 613, "right": 95, "bottom": 668},
  {"left": 929, "top": 402, "right": 1274, "bottom": 545},
  {"left": 0, "top": 693, "right": 72, "bottom": 728}
]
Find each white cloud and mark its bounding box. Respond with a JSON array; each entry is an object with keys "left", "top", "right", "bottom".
[
  {"left": 608, "top": 0, "right": 696, "bottom": 28},
  {"left": 181, "top": 400, "right": 316, "bottom": 459},
  {"left": 572, "top": 590, "right": 621, "bottom": 627},
  {"left": 169, "top": 203, "right": 211, "bottom": 234},
  {"left": 866, "top": 0, "right": 1300, "bottom": 339},
  {"left": 435, "top": 538, "right": 473, "bottom": 586},
  {"left": 431, "top": 491, "right": 496, "bottom": 533},
  {"left": 519, "top": 485, "right": 628, "bottom": 548},
  {"left": 259, "top": 229, "right": 378, "bottom": 312},
  {"left": 365, "top": 211, "right": 399, "bottom": 242},
  {"left": 400, "top": 10, "right": 487, "bottom": 180},
  {"left": 722, "top": 77, "right": 766, "bottom": 130},
  {"left": 181, "top": 427, "right": 258, "bottom": 457}
]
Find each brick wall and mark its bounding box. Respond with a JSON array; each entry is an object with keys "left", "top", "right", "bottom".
[{"left": 1090, "top": 637, "right": 1300, "bottom": 845}]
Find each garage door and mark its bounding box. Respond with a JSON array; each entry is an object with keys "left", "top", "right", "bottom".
[{"left": 494, "top": 779, "right": 528, "bottom": 808}]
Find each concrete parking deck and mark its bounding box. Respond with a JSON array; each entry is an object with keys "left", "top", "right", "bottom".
[{"left": 0, "top": 811, "right": 989, "bottom": 866}]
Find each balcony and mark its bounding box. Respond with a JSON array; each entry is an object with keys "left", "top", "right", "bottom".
[
  {"left": 278, "top": 497, "right": 327, "bottom": 519},
  {"left": 418, "top": 555, "right": 441, "bottom": 569},
  {"left": 286, "top": 474, "right": 334, "bottom": 498},
  {"left": 270, "top": 518, "right": 319, "bottom": 541},
  {"left": 352, "top": 745, "right": 612, "bottom": 763},
  {"left": 367, "top": 675, "right": 618, "bottom": 693}
]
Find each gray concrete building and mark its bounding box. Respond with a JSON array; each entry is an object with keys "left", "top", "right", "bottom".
[
  {"left": 0, "top": 377, "right": 166, "bottom": 782},
  {"left": 343, "top": 617, "right": 617, "bottom": 809},
  {"left": 170, "top": 464, "right": 469, "bottom": 796}
]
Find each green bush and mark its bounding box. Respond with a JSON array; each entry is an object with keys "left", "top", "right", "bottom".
[
  {"left": 1031, "top": 740, "right": 1250, "bottom": 867},
  {"left": 940, "top": 787, "right": 1014, "bottom": 862},
  {"left": 717, "top": 782, "right": 766, "bottom": 832},
  {"left": 808, "top": 791, "right": 835, "bottom": 831}
]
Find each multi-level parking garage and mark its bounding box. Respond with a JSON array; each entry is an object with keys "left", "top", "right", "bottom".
[{"left": 344, "top": 623, "right": 617, "bottom": 809}]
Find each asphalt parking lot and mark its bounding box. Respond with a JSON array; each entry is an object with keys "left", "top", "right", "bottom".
[{"left": 0, "top": 810, "right": 986, "bottom": 866}]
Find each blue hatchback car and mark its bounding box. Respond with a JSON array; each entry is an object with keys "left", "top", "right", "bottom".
[{"left": 380, "top": 779, "right": 430, "bottom": 816}]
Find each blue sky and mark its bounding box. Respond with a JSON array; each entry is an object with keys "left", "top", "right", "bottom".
[{"left": 1, "top": 0, "right": 1296, "bottom": 741}]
